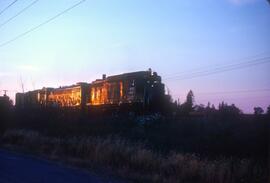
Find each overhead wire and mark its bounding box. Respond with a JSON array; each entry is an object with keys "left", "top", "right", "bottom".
[
  {"left": 0, "top": 0, "right": 40, "bottom": 29},
  {"left": 0, "top": 0, "right": 18, "bottom": 16},
  {"left": 164, "top": 56, "right": 270, "bottom": 81},
  {"left": 165, "top": 56, "right": 270, "bottom": 79},
  {"left": 0, "top": 0, "right": 86, "bottom": 48},
  {"left": 196, "top": 89, "right": 270, "bottom": 95},
  {"left": 174, "top": 88, "right": 270, "bottom": 96},
  {"left": 197, "top": 95, "right": 270, "bottom": 102},
  {"left": 163, "top": 51, "right": 270, "bottom": 79},
  {"left": 163, "top": 55, "right": 270, "bottom": 100}
]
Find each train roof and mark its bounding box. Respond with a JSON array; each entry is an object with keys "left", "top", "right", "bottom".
[
  {"left": 107, "top": 71, "right": 151, "bottom": 80},
  {"left": 48, "top": 82, "right": 89, "bottom": 92},
  {"left": 92, "top": 70, "right": 155, "bottom": 84},
  {"left": 15, "top": 69, "right": 162, "bottom": 94}
]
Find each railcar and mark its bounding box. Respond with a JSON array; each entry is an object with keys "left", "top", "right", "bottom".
[
  {"left": 15, "top": 69, "right": 166, "bottom": 112},
  {"left": 88, "top": 69, "right": 165, "bottom": 110},
  {"left": 47, "top": 82, "right": 89, "bottom": 108}
]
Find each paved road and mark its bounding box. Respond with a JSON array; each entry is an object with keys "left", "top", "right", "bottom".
[{"left": 0, "top": 149, "right": 121, "bottom": 183}]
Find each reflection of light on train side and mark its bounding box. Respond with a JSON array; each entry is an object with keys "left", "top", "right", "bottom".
[
  {"left": 48, "top": 86, "right": 82, "bottom": 107},
  {"left": 16, "top": 70, "right": 165, "bottom": 109},
  {"left": 91, "top": 85, "right": 105, "bottom": 105},
  {"left": 90, "top": 81, "right": 125, "bottom": 105},
  {"left": 120, "top": 81, "right": 123, "bottom": 98}
]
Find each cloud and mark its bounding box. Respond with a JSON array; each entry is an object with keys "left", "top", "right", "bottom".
[{"left": 228, "top": 0, "right": 259, "bottom": 5}]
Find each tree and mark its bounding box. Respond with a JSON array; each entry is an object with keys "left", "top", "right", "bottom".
[
  {"left": 254, "top": 107, "right": 264, "bottom": 115},
  {"left": 186, "top": 90, "right": 194, "bottom": 111},
  {"left": 0, "top": 95, "right": 13, "bottom": 134},
  {"left": 194, "top": 104, "right": 205, "bottom": 112},
  {"left": 218, "top": 102, "right": 242, "bottom": 117},
  {"left": 177, "top": 90, "right": 195, "bottom": 115},
  {"left": 267, "top": 105, "right": 270, "bottom": 115}
]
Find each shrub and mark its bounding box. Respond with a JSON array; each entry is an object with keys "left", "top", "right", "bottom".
[{"left": 1, "top": 129, "right": 267, "bottom": 183}]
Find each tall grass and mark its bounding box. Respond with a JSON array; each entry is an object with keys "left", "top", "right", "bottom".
[{"left": 1, "top": 129, "right": 267, "bottom": 183}]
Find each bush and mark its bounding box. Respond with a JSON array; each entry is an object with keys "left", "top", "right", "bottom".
[{"left": 1, "top": 129, "right": 267, "bottom": 183}]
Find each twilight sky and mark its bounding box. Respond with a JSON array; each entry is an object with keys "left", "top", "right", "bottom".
[{"left": 0, "top": 0, "right": 270, "bottom": 113}]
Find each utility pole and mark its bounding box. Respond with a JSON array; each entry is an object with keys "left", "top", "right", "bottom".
[
  {"left": 2, "top": 90, "right": 7, "bottom": 96},
  {"left": 20, "top": 76, "right": 24, "bottom": 93},
  {"left": 31, "top": 77, "right": 35, "bottom": 90}
]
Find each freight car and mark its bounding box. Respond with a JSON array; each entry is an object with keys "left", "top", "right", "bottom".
[{"left": 15, "top": 69, "right": 166, "bottom": 112}]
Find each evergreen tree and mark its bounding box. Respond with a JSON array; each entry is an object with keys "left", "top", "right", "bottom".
[
  {"left": 254, "top": 107, "right": 264, "bottom": 115},
  {"left": 266, "top": 105, "right": 270, "bottom": 115},
  {"left": 180, "top": 90, "right": 195, "bottom": 115},
  {"left": 186, "top": 90, "right": 194, "bottom": 110}
]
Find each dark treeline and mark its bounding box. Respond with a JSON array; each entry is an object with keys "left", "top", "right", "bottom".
[
  {"left": 0, "top": 91, "right": 269, "bottom": 160},
  {"left": 0, "top": 92, "right": 269, "bottom": 183}
]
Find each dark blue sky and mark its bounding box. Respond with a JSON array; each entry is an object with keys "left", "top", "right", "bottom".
[{"left": 0, "top": 0, "right": 270, "bottom": 113}]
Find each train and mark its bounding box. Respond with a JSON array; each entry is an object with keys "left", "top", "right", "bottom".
[{"left": 15, "top": 69, "right": 167, "bottom": 112}]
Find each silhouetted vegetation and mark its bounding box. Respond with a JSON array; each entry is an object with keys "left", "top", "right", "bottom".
[
  {"left": 254, "top": 107, "right": 264, "bottom": 115},
  {"left": 2, "top": 129, "right": 267, "bottom": 183},
  {"left": 0, "top": 95, "right": 13, "bottom": 134},
  {"left": 0, "top": 92, "right": 269, "bottom": 183},
  {"left": 267, "top": 105, "right": 270, "bottom": 115}
]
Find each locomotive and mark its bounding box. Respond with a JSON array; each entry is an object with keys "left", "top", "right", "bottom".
[{"left": 15, "top": 69, "right": 166, "bottom": 112}]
